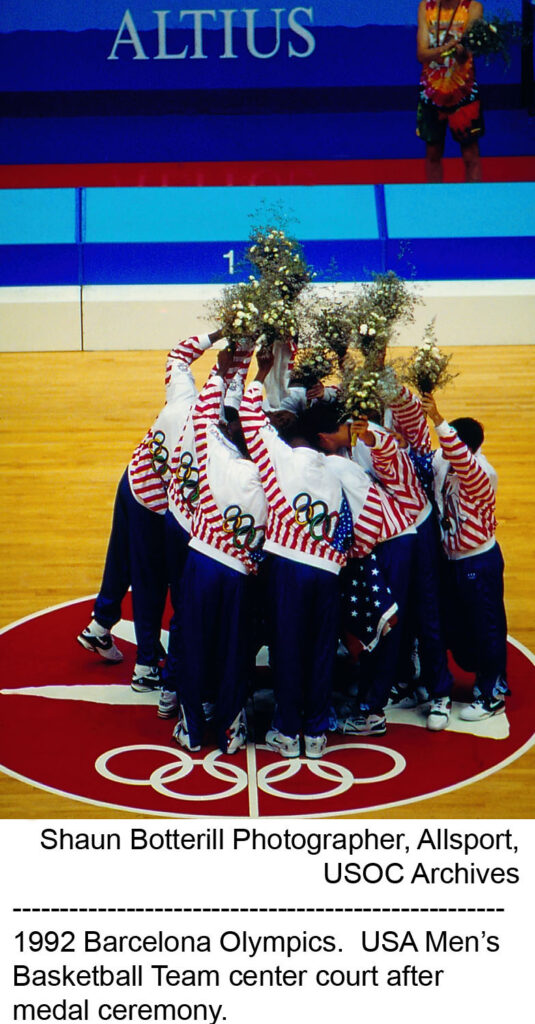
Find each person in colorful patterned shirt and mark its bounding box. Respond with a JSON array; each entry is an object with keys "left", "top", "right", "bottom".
[{"left": 417, "top": 0, "right": 484, "bottom": 181}]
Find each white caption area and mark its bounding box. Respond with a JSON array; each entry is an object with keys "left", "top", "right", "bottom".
[{"left": 0, "top": 820, "right": 533, "bottom": 1024}]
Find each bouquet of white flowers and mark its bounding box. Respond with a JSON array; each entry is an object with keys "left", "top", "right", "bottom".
[
  {"left": 364, "top": 270, "right": 418, "bottom": 326},
  {"left": 247, "top": 226, "right": 313, "bottom": 301},
  {"left": 340, "top": 352, "right": 401, "bottom": 420},
  {"left": 208, "top": 275, "right": 300, "bottom": 353},
  {"left": 312, "top": 300, "right": 357, "bottom": 360},
  {"left": 403, "top": 321, "right": 457, "bottom": 394},
  {"left": 289, "top": 344, "right": 338, "bottom": 390},
  {"left": 461, "top": 16, "right": 512, "bottom": 66}
]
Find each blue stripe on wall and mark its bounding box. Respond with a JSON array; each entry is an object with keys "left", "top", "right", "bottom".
[
  {"left": 385, "top": 183, "right": 535, "bottom": 238},
  {"left": 391, "top": 236, "right": 535, "bottom": 280},
  {"left": 0, "top": 189, "right": 77, "bottom": 244},
  {"left": 82, "top": 240, "right": 384, "bottom": 285},
  {"left": 84, "top": 186, "right": 379, "bottom": 243},
  {"left": 2, "top": 237, "right": 534, "bottom": 287},
  {"left": 0, "top": 245, "right": 81, "bottom": 285}
]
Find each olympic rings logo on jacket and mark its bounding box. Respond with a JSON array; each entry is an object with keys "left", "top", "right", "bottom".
[
  {"left": 222, "top": 504, "right": 265, "bottom": 552},
  {"left": 176, "top": 451, "right": 200, "bottom": 510},
  {"left": 292, "top": 491, "right": 339, "bottom": 543},
  {"left": 149, "top": 430, "right": 170, "bottom": 477}
]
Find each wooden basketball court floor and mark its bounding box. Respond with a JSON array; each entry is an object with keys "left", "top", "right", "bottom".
[{"left": 0, "top": 344, "right": 534, "bottom": 819}]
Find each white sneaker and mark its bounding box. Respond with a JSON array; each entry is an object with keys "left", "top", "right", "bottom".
[
  {"left": 337, "top": 713, "right": 386, "bottom": 736},
  {"left": 388, "top": 684, "right": 429, "bottom": 709},
  {"left": 304, "top": 734, "right": 327, "bottom": 759},
  {"left": 172, "top": 719, "right": 201, "bottom": 752},
  {"left": 77, "top": 624, "right": 123, "bottom": 662},
  {"left": 427, "top": 696, "right": 451, "bottom": 731},
  {"left": 459, "top": 697, "right": 505, "bottom": 722},
  {"left": 265, "top": 729, "right": 300, "bottom": 758},
  {"left": 131, "top": 665, "right": 161, "bottom": 693},
  {"left": 157, "top": 688, "right": 178, "bottom": 719},
  {"left": 226, "top": 710, "right": 247, "bottom": 755}
]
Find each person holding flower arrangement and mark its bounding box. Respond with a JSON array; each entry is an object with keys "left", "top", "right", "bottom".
[
  {"left": 239, "top": 348, "right": 354, "bottom": 760},
  {"left": 160, "top": 336, "right": 254, "bottom": 720},
  {"left": 417, "top": 0, "right": 485, "bottom": 182},
  {"left": 387, "top": 385, "right": 454, "bottom": 730},
  {"left": 76, "top": 328, "right": 224, "bottom": 697},
  {"left": 419, "top": 393, "right": 509, "bottom": 721},
  {"left": 298, "top": 402, "right": 427, "bottom": 738},
  {"left": 172, "top": 346, "right": 268, "bottom": 756}
]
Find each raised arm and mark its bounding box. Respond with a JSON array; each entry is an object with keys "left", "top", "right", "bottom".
[
  {"left": 389, "top": 385, "right": 433, "bottom": 454},
  {"left": 240, "top": 349, "right": 277, "bottom": 454},
  {"left": 191, "top": 350, "right": 232, "bottom": 489},
  {"left": 165, "top": 328, "right": 224, "bottom": 401},
  {"left": 421, "top": 394, "right": 495, "bottom": 505}
]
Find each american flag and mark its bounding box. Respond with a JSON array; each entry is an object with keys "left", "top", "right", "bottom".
[{"left": 340, "top": 551, "right": 398, "bottom": 653}]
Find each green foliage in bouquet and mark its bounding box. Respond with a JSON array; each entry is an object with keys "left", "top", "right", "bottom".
[
  {"left": 352, "top": 310, "right": 391, "bottom": 365},
  {"left": 207, "top": 278, "right": 262, "bottom": 351},
  {"left": 349, "top": 271, "right": 418, "bottom": 364},
  {"left": 461, "top": 15, "right": 513, "bottom": 66},
  {"left": 207, "top": 275, "right": 300, "bottom": 352},
  {"left": 288, "top": 344, "right": 338, "bottom": 390},
  {"left": 247, "top": 226, "right": 314, "bottom": 301},
  {"left": 364, "top": 270, "right": 418, "bottom": 326},
  {"left": 339, "top": 352, "right": 402, "bottom": 421},
  {"left": 301, "top": 292, "right": 357, "bottom": 361},
  {"left": 402, "top": 321, "right": 457, "bottom": 395},
  {"left": 208, "top": 219, "right": 314, "bottom": 354}
]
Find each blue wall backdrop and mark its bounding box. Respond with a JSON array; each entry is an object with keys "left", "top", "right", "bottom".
[{"left": 1, "top": 1, "right": 532, "bottom": 173}]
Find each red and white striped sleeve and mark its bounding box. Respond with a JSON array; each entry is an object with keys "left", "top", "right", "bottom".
[
  {"left": 240, "top": 382, "right": 284, "bottom": 504},
  {"left": 350, "top": 486, "right": 389, "bottom": 557},
  {"left": 221, "top": 346, "right": 255, "bottom": 409},
  {"left": 389, "top": 385, "right": 432, "bottom": 454},
  {"left": 436, "top": 423, "right": 496, "bottom": 506},
  {"left": 165, "top": 335, "right": 213, "bottom": 396},
  {"left": 192, "top": 376, "right": 225, "bottom": 479},
  {"left": 349, "top": 480, "right": 417, "bottom": 556},
  {"left": 369, "top": 432, "right": 427, "bottom": 518}
]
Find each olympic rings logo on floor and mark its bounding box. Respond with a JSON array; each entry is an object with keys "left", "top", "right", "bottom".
[
  {"left": 95, "top": 743, "right": 406, "bottom": 804},
  {"left": 257, "top": 744, "right": 406, "bottom": 801},
  {"left": 95, "top": 746, "right": 248, "bottom": 802}
]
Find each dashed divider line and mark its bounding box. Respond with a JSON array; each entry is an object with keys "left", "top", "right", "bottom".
[{"left": 13, "top": 907, "right": 505, "bottom": 913}]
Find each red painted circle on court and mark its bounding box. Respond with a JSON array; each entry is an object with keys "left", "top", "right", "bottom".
[{"left": 1, "top": 596, "right": 534, "bottom": 817}]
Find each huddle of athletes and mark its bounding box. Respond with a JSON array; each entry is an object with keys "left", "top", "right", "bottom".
[{"left": 77, "top": 332, "right": 508, "bottom": 759}]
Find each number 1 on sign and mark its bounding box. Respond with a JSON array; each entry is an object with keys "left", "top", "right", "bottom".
[{"left": 223, "top": 249, "right": 235, "bottom": 275}]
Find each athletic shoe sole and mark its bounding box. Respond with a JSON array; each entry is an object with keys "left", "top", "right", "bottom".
[
  {"left": 265, "top": 740, "right": 300, "bottom": 758},
  {"left": 226, "top": 736, "right": 247, "bottom": 755},
  {"left": 157, "top": 705, "right": 178, "bottom": 719},
  {"left": 304, "top": 743, "right": 327, "bottom": 759},
  {"left": 459, "top": 703, "right": 506, "bottom": 722},
  {"left": 337, "top": 721, "right": 387, "bottom": 737},
  {"left": 427, "top": 713, "right": 450, "bottom": 732},
  {"left": 76, "top": 633, "right": 123, "bottom": 663}
]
